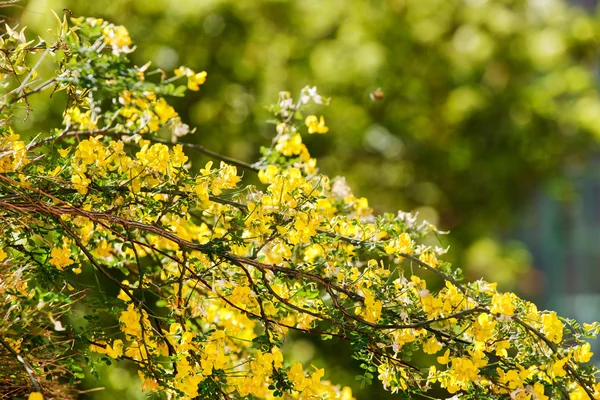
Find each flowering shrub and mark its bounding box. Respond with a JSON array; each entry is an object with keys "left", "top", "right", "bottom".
[{"left": 1, "top": 13, "right": 600, "bottom": 400}]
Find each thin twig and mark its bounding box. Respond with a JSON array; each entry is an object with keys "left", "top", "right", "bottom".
[{"left": 0, "top": 336, "right": 41, "bottom": 392}]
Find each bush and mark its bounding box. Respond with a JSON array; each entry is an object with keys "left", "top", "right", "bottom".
[{"left": 1, "top": 14, "right": 599, "bottom": 400}]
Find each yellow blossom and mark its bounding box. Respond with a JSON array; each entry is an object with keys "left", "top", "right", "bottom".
[
  {"left": 490, "top": 292, "right": 515, "bottom": 316},
  {"left": 120, "top": 303, "right": 142, "bottom": 337},
  {"left": 138, "top": 370, "right": 159, "bottom": 392},
  {"left": 533, "top": 382, "right": 549, "bottom": 400},
  {"left": 570, "top": 384, "right": 590, "bottom": 400},
  {"left": 72, "top": 173, "right": 91, "bottom": 195},
  {"left": 174, "top": 66, "right": 207, "bottom": 91},
  {"left": 258, "top": 165, "right": 281, "bottom": 184},
  {"left": 0, "top": 133, "right": 29, "bottom": 172},
  {"left": 57, "top": 147, "right": 71, "bottom": 157},
  {"left": 550, "top": 357, "right": 568, "bottom": 378},
  {"left": 541, "top": 311, "right": 564, "bottom": 343},
  {"left": 96, "top": 239, "right": 112, "bottom": 258},
  {"left": 472, "top": 313, "right": 497, "bottom": 343},
  {"left": 117, "top": 280, "right": 131, "bottom": 301},
  {"left": 305, "top": 115, "right": 329, "bottom": 134},
  {"left": 171, "top": 145, "right": 188, "bottom": 167},
  {"left": 154, "top": 98, "right": 178, "bottom": 124},
  {"left": 49, "top": 243, "right": 74, "bottom": 270},
  {"left": 572, "top": 342, "right": 593, "bottom": 363},
  {"left": 361, "top": 289, "right": 383, "bottom": 323},
  {"left": 90, "top": 340, "right": 124, "bottom": 358},
  {"left": 437, "top": 349, "right": 450, "bottom": 365},
  {"left": 419, "top": 251, "right": 439, "bottom": 268},
  {"left": 102, "top": 24, "right": 133, "bottom": 55},
  {"left": 64, "top": 107, "right": 97, "bottom": 130},
  {"left": 423, "top": 336, "right": 443, "bottom": 354},
  {"left": 275, "top": 134, "right": 304, "bottom": 157},
  {"left": 384, "top": 232, "right": 413, "bottom": 255},
  {"left": 494, "top": 340, "right": 510, "bottom": 357}
]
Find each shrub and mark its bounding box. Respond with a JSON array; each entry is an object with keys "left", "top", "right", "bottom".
[{"left": 1, "top": 14, "right": 598, "bottom": 400}]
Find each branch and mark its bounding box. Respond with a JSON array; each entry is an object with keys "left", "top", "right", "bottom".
[{"left": 0, "top": 336, "right": 41, "bottom": 392}]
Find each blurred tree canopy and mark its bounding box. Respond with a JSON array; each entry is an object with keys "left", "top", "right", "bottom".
[{"left": 16, "top": 0, "right": 600, "bottom": 283}]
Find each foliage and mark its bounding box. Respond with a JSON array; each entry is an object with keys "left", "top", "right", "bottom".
[{"left": 2, "top": 12, "right": 600, "bottom": 400}]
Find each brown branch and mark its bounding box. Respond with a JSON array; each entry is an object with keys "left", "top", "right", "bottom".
[{"left": 0, "top": 336, "right": 41, "bottom": 392}]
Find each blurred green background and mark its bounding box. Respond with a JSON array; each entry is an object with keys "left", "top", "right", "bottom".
[{"left": 10, "top": 0, "right": 600, "bottom": 398}]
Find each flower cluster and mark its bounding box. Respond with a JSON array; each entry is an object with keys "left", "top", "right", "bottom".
[{"left": 0, "top": 128, "right": 29, "bottom": 173}]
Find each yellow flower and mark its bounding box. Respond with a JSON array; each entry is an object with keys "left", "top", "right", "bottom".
[
  {"left": 271, "top": 347, "right": 284, "bottom": 369},
  {"left": 174, "top": 66, "right": 207, "bottom": 91},
  {"left": 91, "top": 340, "right": 124, "bottom": 358},
  {"left": 572, "top": 342, "right": 593, "bottom": 363},
  {"left": 533, "top": 382, "right": 549, "bottom": 400},
  {"left": 28, "top": 393, "right": 43, "bottom": 400},
  {"left": 496, "top": 368, "right": 522, "bottom": 390},
  {"left": 550, "top": 357, "right": 568, "bottom": 378},
  {"left": 102, "top": 25, "right": 133, "bottom": 55},
  {"left": 383, "top": 232, "right": 413, "bottom": 255},
  {"left": 50, "top": 243, "right": 74, "bottom": 270},
  {"left": 138, "top": 370, "right": 159, "bottom": 392},
  {"left": 305, "top": 115, "right": 329, "bottom": 134},
  {"left": 105, "top": 339, "right": 124, "bottom": 358},
  {"left": 188, "top": 71, "right": 207, "bottom": 90},
  {"left": 195, "top": 180, "right": 210, "bottom": 206},
  {"left": 64, "top": 107, "right": 98, "bottom": 130},
  {"left": 437, "top": 349, "right": 450, "bottom": 365},
  {"left": 446, "top": 357, "right": 479, "bottom": 392},
  {"left": 570, "top": 384, "right": 590, "bottom": 400},
  {"left": 174, "top": 66, "right": 188, "bottom": 77},
  {"left": 258, "top": 165, "right": 281, "bottom": 184},
  {"left": 541, "top": 311, "right": 564, "bottom": 343},
  {"left": 472, "top": 313, "right": 497, "bottom": 343},
  {"left": 288, "top": 362, "right": 306, "bottom": 389},
  {"left": 494, "top": 340, "right": 510, "bottom": 357},
  {"left": 96, "top": 239, "right": 112, "bottom": 258},
  {"left": 423, "top": 336, "right": 443, "bottom": 354},
  {"left": 72, "top": 173, "right": 91, "bottom": 195},
  {"left": 211, "top": 162, "right": 240, "bottom": 195},
  {"left": 0, "top": 248, "right": 7, "bottom": 262},
  {"left": 275, "top": 134, "right": 304, "bottom": 156},
  {"left": 57, "top": 147, "right": 71, "bottom": 157},
  {"left": 419, "top": 251, "right": 439, "bottom": 268},
  {"left": 421, "top": 294, "right": 443, "bottom": 318},
  {"left": 0, "top": 133, "right": 29, "bottom": 173},
  {"left": 120, "top": 303, "right": 142, "bottom": 337},
  {"left": 154, "top": 98, "right": 178, "bottom": 123},
  {"left": 362, "top": 289, "right": 383, "bottom": 323},
  {"left": 118, "top": 280, "right": 131, "bottom": 301},
  {"left": 171, "top": 145, "right": 188, "bottom": 168},
  {"left": 490, "top": 292, "right": 515, "bottom": 316}
]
